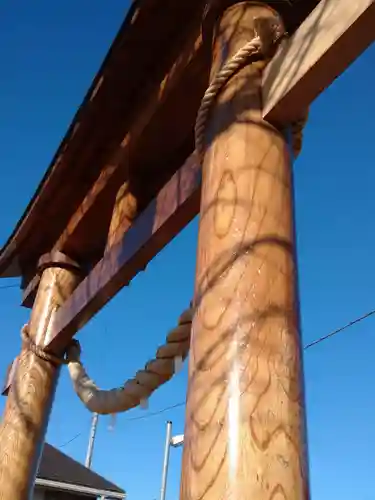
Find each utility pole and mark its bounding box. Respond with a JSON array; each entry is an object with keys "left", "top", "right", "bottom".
[{"left": 85, "top": 412, "right": 99, "bottom": 469}]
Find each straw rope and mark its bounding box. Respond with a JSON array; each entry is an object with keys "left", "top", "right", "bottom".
[
  {"left": 66, "top": 307, "right": 193, "bottom": 414},
  {"left": 195, "top": 30, "right": 307, "bottom": 162}
]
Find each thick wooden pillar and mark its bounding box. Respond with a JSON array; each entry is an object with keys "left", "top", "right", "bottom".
[
  {"left": 180, "top": 2, "right": 309, "bottom": 499},
  {"left": 0, "top": 253, "right": 82, "bottom": 500}
]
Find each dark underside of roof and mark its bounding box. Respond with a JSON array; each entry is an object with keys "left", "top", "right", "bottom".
[
  {"left": 0, "top": 0, "right": 321, "bottom": 280},
  {"left": 38, "top": 443, "right": 124, "bottom": 494}
]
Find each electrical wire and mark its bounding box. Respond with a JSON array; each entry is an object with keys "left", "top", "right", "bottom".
[
  {"left": 304, "top": 309, "right": 375, "bottom": 350},
  {"left": 124, "top": 402, "right": 185, "bottom": 422},
  {"left": 57, "top": 403, "right": 186, "bottom": 447},
  {"left": 59, "top": 432, "right": 83, "bottom": 448},
  {"left": 59, "top": 307, "right": 375, "bottom": 447}
]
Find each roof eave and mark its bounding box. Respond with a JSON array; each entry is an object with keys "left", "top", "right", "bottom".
[{"left": 35, "top": 477, "right": 126, "bottom": 499}]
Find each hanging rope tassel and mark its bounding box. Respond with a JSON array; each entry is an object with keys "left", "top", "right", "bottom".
[{"left": 66, "top": 307, "right": 193, "bottom": 415}]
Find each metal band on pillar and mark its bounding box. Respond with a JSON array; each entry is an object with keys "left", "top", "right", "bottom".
[{"left": 37, "top": 250, "right": 83, "bottom": 276}]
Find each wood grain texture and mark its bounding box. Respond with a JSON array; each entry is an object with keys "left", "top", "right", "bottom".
[
  {"left": 180, "top": 3, "right": 309, "bottom": 499},
  {"left": 0, "top": 262, "right": 82, "bottom": 500}
]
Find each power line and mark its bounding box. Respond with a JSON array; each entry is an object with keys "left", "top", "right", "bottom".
[
  {"left": 124, "top": 402, "right": 185, "bottom": 422},
  {"left": 304, "top": 308, "right": 375, "bottom": 350},
  {"left": 57, "top": 404, "right": 186, "bottom": 448},
  {"left": 59, "top": 432, "right": 82, "bottom": 448}
]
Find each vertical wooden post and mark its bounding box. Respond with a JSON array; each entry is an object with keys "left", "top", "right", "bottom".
[
  {"left": 180, "top": 2, "right": 309, "bottom": 499},
  {"left": 0, "top": 254, "right": 82, "bottom": 500},
  {"left": 105, "top": 182, "right": 138, "bottom": 251}
]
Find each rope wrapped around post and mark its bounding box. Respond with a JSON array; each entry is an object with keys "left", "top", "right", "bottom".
[
  {"left": 21, "top": 325, "right": 71, "bottom": 365},
  {"left": 195, "top": 16, "right": 308, "bottom": 162},
  {"left": 66, "top": 307, "right": 193, "bottom": 414}
]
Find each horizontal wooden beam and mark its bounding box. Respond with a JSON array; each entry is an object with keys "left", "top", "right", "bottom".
[
  {"left": 44, "top": 153, "right": 201, "bottom": 352},
  {"left": 263, "top": 0, "right": 375, "bottom": 124}
]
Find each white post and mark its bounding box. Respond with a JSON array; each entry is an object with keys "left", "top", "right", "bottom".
[
  {"left": 160, "top": 421, "right": 172, "bottom": 500},
  {"left": 85, "top": 413, "right": 99, "bottom": 469}
]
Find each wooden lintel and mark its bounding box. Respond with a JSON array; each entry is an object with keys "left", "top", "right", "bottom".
[
  {"left": 44, "top": 153, "right": 201, "bottom": 352},
  {"left": 263, "top": 0, "right": 375, "bottom": 124}
]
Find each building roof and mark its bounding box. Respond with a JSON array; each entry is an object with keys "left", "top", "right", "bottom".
[
  {"left": 38, "top": 443, "right": 125, "bottom": 496},
  {"left": 0, "top": 0, "right": 320, "bottom": 282}
]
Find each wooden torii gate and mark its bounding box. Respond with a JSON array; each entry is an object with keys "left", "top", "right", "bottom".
[{"left": 0, "top": 0, "right": 373, "bottom": 498}]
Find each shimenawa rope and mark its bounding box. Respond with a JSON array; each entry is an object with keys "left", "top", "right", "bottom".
[
  {"left": 195, "top": 36, "right": 263, "bottom": 161},
  {"left": 65, "top": 307, "right": 193, "bottom": 414}
]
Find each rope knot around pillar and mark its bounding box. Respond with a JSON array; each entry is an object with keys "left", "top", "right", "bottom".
[
  {"left": 21, "top": 325, "right": 78, "bottom": 366},
  {"left": 195, "top": 8, "right": 308, "bottom": 162},
  {"left": 19, "top": 251, "right": 84, "bottom": 366}
]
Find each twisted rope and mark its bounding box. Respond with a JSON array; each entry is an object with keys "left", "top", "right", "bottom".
[
  {"left": 195, "top": 36, "right": 262, "bottom": 161},
  {"left": 195, "top": 32, "right": 307, "bottom": 162},
  {"left": 66, "top": 307, "right": 193, "bottom": 414},
  {"left": 21, "top": 325, "right": 71, "bottom": 366}
]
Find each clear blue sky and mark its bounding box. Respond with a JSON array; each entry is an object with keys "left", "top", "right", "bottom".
[{"left": 0, "top": 1, "right": 374, "bottom": 499}]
